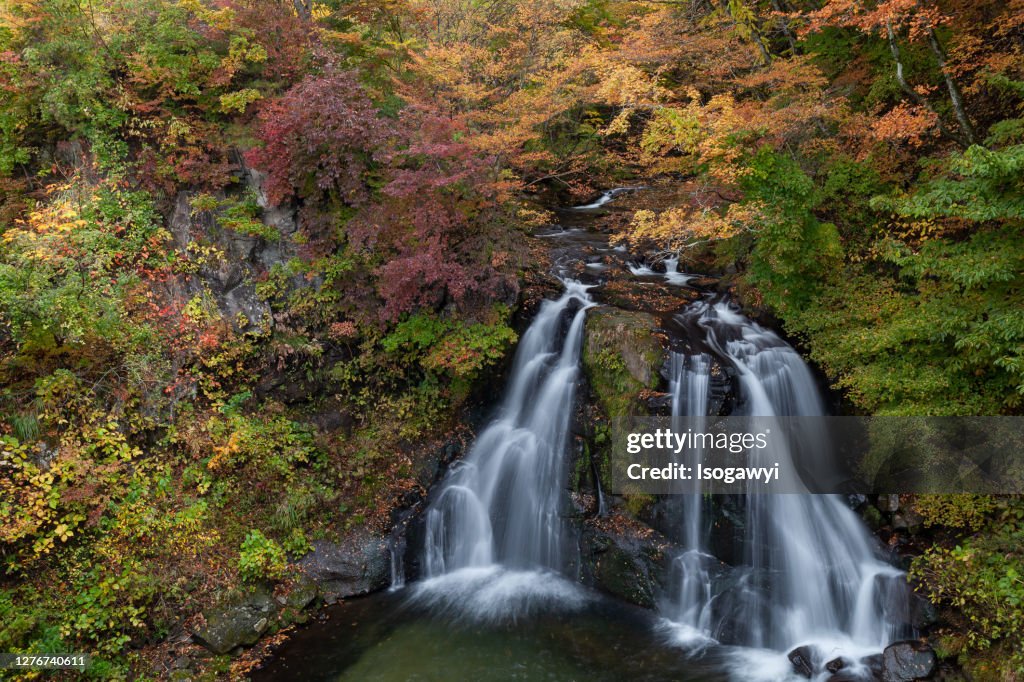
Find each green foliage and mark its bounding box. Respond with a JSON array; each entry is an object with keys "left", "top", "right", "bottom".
[
  {"left": 740, "top": 148, "right": 843, "bottom": 315},
  {"left": 238, "top": 530, "right": 288, "bottom": 583},
  {"left": 0, "top": 180, "right": 168, "bottom": 348},
  {"left": 206, "top": 408, "right": 321, "bottom": 478},
  {"left": 914, "top": 494, "right": 997, "bottom": 532},
  {"left": 192, "top": 191, "right": 280, "bottom": 242},
  {"left": 382, "top": 309, "right": 517, "bottom": 380},
  {"left": 779, "top": 146, "right": 1024, "bottom": 414},
  {"left": 911, "top": 501, "right": 1024, "bottom": 668},
  {"left": 63, "top": 562, "right": 155, "bottom": 655},
  {"left": 876, "top": 145, "right": 1024, "bottom": 223}
]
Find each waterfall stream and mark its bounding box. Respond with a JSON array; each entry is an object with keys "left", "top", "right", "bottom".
[
  {"left": 255, "top": 188, "right": 914, "bottom": 681},
  {"left": 413, "top": 281, "right": 595, "bottom": 619},
  {"left": 416, "top": 190, "right": 910, "bottom": 671},
  {"left": 664, "top": 300, "right": 911, "bottom": 676}
]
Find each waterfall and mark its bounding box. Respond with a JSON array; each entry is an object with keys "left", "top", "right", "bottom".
[
  {"left": 413, "top": 281, "right": 594, "bottom": 619},
  {"left": 665, "top": 300, "right": 910, "bottom": 668},
  {"left": 664, "top": 352, "right": 717, "bottom": 646}
]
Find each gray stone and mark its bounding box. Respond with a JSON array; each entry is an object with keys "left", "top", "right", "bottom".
[
  {"left": 297, "top": 527, "right": 390, "bottom": 601},
  {"left": 882, "top": 641, "right": 937, "bottom": 681},
  {"left": 284, "top": 574, "right": 319, "bottom": 610},
  {"left": 909, "top": 593, "right": 939, "bottom": 630},
  {"left": 893, "top": 509, "right": 924, "bottom": 533},
  {"left": 878, "top": 494, "right": 901, "bottom": 513},
  {"left": 579, "top": 516, "right": 676, "bottom": 610},
  {"left": 192, "top": 588, "right": 278, "bottom": 655},
  {"left": 788, "top": 645, "right": 815, "bottom": 678}
]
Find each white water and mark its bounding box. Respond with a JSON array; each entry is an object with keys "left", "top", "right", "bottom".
[
  {"left": 663, "top": 300, "right": 910, "bottom": 675},
  {"left": 408, "top": 183, "right": 906, "bottom": 675},
  {"left": 628, "top": 256, "right": 694, "bottom": 286},
  {"left": 571, "top": 186, "right": 642, "bottom": 210},
  {"left": 416, "top": 281, "right": 595, "bottom": 617}
]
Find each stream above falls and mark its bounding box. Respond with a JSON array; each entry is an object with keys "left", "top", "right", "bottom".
[{"left": 251, "top": 188, "right": 914, "bottom": 682}]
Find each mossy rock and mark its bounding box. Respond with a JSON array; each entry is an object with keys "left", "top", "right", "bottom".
[
  {"left": 594, "top": 545, "right": 656, "bottom": 608},
  {"left": 583, "top": 307, "right": 665, "bottom": 418},
  {"left": 192, "top": 587, "right": 278, "bottom": 655}
]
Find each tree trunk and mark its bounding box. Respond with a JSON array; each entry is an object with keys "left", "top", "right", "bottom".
[
  {"left": 717, "top": 0, "right": 772, "bottom": 64},
  {"left": 927, "top": 28, "right": 979, "bottom": 147},
  {"left": 771, "top": 0, "right": 799, "bottom": 56},
  {"left": 886, "top": 21, "right": 968, "bottom": 148}
]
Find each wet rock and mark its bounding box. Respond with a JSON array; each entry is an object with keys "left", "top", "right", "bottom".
[
  {"left": 862, "top": 505, "right": 884, "bottom": 531},
  {"left": 582, "top": 308, "right": 665, "bottom": 417},
  {"left": 707, "top": 495, "right": 746, "bottom": 566},
  {"left": 892, "top": 509, "right": 924, "bottom": 533},
  {"left": 595, "top": 279, "right": 698, "bottom": 315},
  {"left": 826, "top": 673, "right": 864, "bottom": 682},
  {"left": 846, "top": 493, "right": 868, "bottom": 511},
  {"left": 788, "top": 645, "right": 815, "bottom": 678},
  {"left": 878, "top": 494, "right": 901, "bottom": 513},
  {"left": 863, "top": 653, "right": 884, "bottom": 677},
  {"left": 297, "top": 527, "right": 390, "bottom": 601},
  {"left": 193, "top": 588, "right": 278, "bottom": 655},
  {"left": 594, "top": 545, "right": 657, "bottom": 607},
  {"left": 909, "top": 593, "right": 939, "bottom": 630},
  {"left": 645, "top": 391, "right": 673, "bottom": 415},
  {"left": 882, "top": 641, "right": 937, "bottom": 681},
  {"left": 579, "top": 515, "right": 676, "bottom": 609},
  {"left": 826, "top": 657, "right": 849, "bottom": 673},
  {"left": 699, "top": 566, "right": 771, "bottom": 645}
]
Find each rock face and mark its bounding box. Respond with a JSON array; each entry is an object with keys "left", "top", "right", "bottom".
[
  {"left": 582, "top": 307, "right": 665, "bottom": 417},
  {"left": 297, "top": 527, "right": 391, "bottom": 602},
  {"left": 882, "top": 641, "right": 937, "bottom": 681},
  {"left": 579, "top": 515, "right": 677, "bottom": 609},
  {"left": 192, "top": 588, "right": 278, "bottom": 655}
]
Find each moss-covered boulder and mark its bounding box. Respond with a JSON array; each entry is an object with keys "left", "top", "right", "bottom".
[
  {"left": 582, "top": 307, "right": 665, "bottom": 417},
  {"left": 579, "top": 514, "right": 677, "bottom": 609},
  {"left": 192, "top": 587, "right": 279, "bottom": 655}
]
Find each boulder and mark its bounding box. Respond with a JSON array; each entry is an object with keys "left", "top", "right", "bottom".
[
  {"left": 297, "top": 527, "right": 390, "bottom": 601},
  {"left": 594, "top": 545, "right": 657, "bottom": 608},
  {"left": 582, "top": 308, "right": 665, "bottom": 417},
  {"left": 862, "top": 504, "right": 884, "bottom": 531},
  {"left": 882, "top": 641, "right": 937, "bottom": 681},
  {"left": 579, "top": 515, "right": 677, "bottom": 609},
  {"left": 787, "top": 645, "right": 816, "bottom": 678},
  {"left": 193, "top": 588, "right": 278, "bottom": 655},
  {"left": 892, "top": 510, "right": 924, "bottom": 533},
  {"left": 826, "top": 657, "right": 849, "bottom": 673},
  {"left": 878, "top": 494, "right": 901, "bottom": 513},
  {"left": 863, "top": 653, "right": 884, "bottom": 677},
  {"left": 827, "top": 673, "right": 865, "bottom": 682}
]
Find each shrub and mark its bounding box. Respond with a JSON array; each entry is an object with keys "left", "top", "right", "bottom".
[
  {"left": 238, "top": 530, "right": 288, "bottom": 583},
  {"left": 910, "top": 501, "right": 1024, "bottom": 668}
]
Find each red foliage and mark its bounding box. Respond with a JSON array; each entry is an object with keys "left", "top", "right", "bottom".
[
  {"left": 350, "top": 111, "right": 516, "bottom": 321},
  {"left": 231, "top": 0, "right": 313, "bottom": 83},
  {"left": 245, "top": 72, "right": 391, "bottom": 207}
]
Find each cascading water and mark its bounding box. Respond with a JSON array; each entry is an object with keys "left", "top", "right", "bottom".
[
  {"left": 664, "top": 300, "right": 910, "bottom": 675},
  {"left": 253, "top": 188, "right": 914, "bottom": 682},
  {"left": 413, "top": 281, "right": 595, "bottom": 618},
  {"left": 664, "top": 352, "right": 717, "bottom": 646}
]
